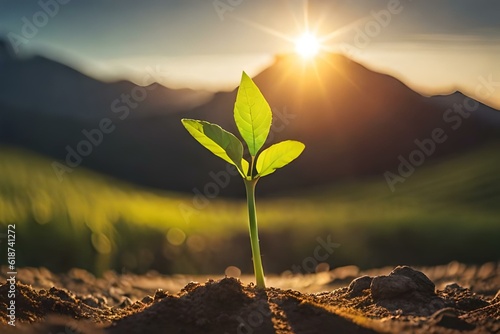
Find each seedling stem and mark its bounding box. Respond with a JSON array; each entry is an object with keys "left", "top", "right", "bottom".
[{"left": 244, "top": 178, "right": 266, "bottom": 288}]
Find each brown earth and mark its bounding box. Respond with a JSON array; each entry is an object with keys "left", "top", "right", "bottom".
[{"left": 0, "top": 262, "right": 499, "bottom": 334}]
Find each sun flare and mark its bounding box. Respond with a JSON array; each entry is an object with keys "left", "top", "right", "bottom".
[{"left": 295, "top": 32, "right": 320, "bottom": 59}]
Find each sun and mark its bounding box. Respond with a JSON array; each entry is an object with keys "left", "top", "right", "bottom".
[{"left": 295, "top": 32, "right": 320, "bottom": 59}]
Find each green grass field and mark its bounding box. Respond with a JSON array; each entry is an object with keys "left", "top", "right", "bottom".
[{"left": 1, "top": 143, "right": 499, "bottom": 275}]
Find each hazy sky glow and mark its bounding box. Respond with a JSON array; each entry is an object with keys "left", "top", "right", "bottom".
[{"left": 1, "top": 0, "right": 499, "bottom": 107}]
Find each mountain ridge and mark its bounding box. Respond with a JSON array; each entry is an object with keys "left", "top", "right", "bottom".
[{"left": 0, "top": 38, "right": 212, "bottom": 120}]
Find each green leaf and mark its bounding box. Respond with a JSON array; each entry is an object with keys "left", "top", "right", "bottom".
[
  {"left": 256, "top": 140, "right": 305, "bottom": 177},
  {"left": 234, "top": 71, "right": 272, "bottom": 157},
  {"left": 181, "top": 119, "right": 247, "bottom": 177}
]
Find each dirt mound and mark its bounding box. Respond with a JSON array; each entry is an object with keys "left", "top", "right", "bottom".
[{"left": 1, "top": 265, "right": 498, "bottom": 333}]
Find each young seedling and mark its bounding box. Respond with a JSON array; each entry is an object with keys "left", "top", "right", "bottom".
[{"left": 181, "top": 72, "right": 305, "bottom": 288}]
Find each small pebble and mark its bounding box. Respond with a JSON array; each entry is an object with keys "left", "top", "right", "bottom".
[
  {"left": 141, "top": 295, "right": 154, "bottom": 304},
  {"left": 154, "top": 289, "right": 168, "bottom": 300}
]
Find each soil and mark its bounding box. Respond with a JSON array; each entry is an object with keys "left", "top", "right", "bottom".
[{"left": 1, "top": 262, "right": 499, "bottom": 334}]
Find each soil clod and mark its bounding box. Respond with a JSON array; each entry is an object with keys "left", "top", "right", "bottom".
[{"left": 347, "top": 275, "right": 373, "bottom": 297}]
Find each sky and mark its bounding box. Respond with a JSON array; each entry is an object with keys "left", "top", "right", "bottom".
[{"left": 0, "top": 0, "right": 499, "bottom": 108}]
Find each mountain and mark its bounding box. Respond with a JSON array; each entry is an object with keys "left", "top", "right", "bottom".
[
  {"left": 0, "top": 45, "right": 499, "bottom": 196},
  {"left": 0, "top": 41, "right": 211, "bottom": 119},
  {"left": 181, "top": 54, "right": 500, "bottom": 193}
]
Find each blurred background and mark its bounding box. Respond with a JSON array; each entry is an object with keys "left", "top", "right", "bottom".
[{"left": 0, "top": 0, "right": 499, "bottom": 276}]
